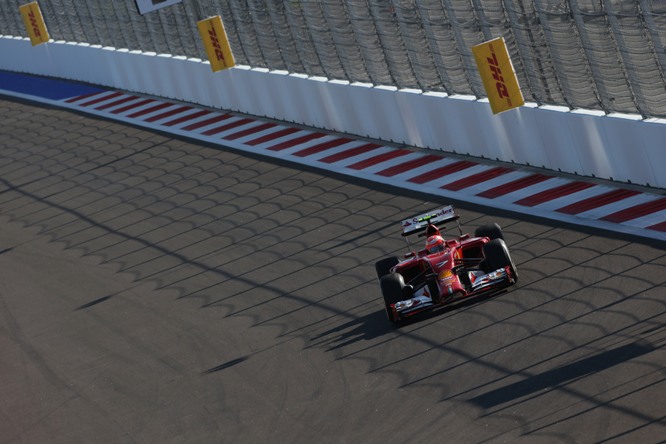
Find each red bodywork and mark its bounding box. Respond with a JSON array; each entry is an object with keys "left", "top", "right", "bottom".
[
  {"left": 378, "top": 206, "right": 518, "bottom": 323},
  {"left": 387, "top": 235, "right": 515, "bottom": 321}
]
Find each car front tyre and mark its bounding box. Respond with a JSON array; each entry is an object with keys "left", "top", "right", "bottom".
[
  {"left": 475, "top": 223, "right": 504, "bottom": 240},
  {"left": 380, "top": 273, "right": 406, "bottom": 323},
  {"left": 483, "top": 238, "right": 518, "bottom": 283},
  {"left": 375, "top": 256, "right": 399, "bottom": 280}
]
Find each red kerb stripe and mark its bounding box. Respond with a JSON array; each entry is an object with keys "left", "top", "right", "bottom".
[
  {"left": 408, "top": 160, "right": 476, "bottom": 184},
  {"left": 442, "top": 167, "right": 512, "bottom": 191},
  {"left": 246, "top": 127, "right": 301, "bottom": 146},
  {"left": 65, "top": 91, "right": 105, "bottom": 103},
  {"left": 224, "top": 122, "right": 277, "bottom": 140},
  {"left": 318, "top": 143, "right": 382, "bottom": 163},
  {"left": 79, "top": 91, "right": 122, "bottom": 107},
  {"left": 145, "top": 105, "right": 193, "bottom": 123},
  {"left": 377, "top": 154, "right": 443, "bottom": 177},
  {"left": 293, "top": 138, "right": 353, "bottom": 157},
  {"left": 163, "top": 110, "right": 212, "bottom": 127},
  {"left": 347, "top": 149, "right": 412, "bottom": 170},
  {"left": 556, "top": 189, "right": 641, "bottom": 215},
  {"left": 182, "top": 114, "right": 232, "bottom": 131},
  {"left": 646, "top": 220, "right": 666, "bottom": 232},
  {"left": 95, "top": 95, "right": 139, "bottom": 110},
  {"left": 514, "top": 181, "right": 596, "bottom": 207},
  {"left": 600, "top": 197, "right": 666, "bottom": 223},
  {"left": 111, "top": 98, "right": 154, "bottom": 114},
  {"left": 476, "top": 174, "right": 551, "bottom": 199},
  {"left": 267, "top": 132, "right": 326, "bottom": 151},
  {"left": 202, "top": 118, "right": 254, "bottom": 136},
  {"left": 127, "top": 102, "right": 173, "bottom": 118}
]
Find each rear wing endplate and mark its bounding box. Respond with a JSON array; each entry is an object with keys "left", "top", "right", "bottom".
[{"left": 401, "top": 205, "right": 459, "bottom": 237}]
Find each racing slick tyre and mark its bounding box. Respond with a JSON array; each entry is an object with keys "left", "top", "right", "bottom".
[
  {"left": 483, "top": 238, "right": 518, "bottom": 283},
  {"left": 475, "top": 223, "right": 504, "bottom": 241},
  {"left": 375, "top": 256, "right": 399, "bottom": 280},
  {"left": 380, "top": 273, "right": 405, "bottom": 323}
]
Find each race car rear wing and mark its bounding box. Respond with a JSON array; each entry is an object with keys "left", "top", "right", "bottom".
[{"left": 401, "top": 205, "right": 462, "bottom": 237}]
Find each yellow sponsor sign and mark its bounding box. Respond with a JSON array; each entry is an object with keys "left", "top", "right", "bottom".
[
  {"left": 472, "top": 37, "right": 524, "bottom": 114},
  {"left": 197, "top": 16, "right": 235, "bottom": 72},
  {"left": 19, "top": 2, "right": 49, "bottom": 46}
]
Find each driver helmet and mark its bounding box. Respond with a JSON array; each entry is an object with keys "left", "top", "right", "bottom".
[{"left": 426, "top": 235, "right": 445, "bottom": 254}]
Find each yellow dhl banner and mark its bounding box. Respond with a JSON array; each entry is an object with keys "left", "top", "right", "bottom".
[
  {"left": 472, "top": 37, "right": 524, "bottom": 114},
  {"left": 19, "top": 1, "right": 49, "bottom": 46},
  {"left": 197, "top": 15, "right": 235, "bottom": 72}
]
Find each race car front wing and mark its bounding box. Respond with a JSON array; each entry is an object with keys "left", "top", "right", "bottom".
[{"left": 391, "top": 267, "right": 513, "bottom": 320}]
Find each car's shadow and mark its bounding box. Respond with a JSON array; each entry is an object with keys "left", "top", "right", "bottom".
[{"left": 312, "top": 288, "right": 509, "bottom": 354}]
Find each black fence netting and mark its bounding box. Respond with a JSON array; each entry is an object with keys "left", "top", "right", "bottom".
[{"left": 1, "top": 0, "right": 665, "bottom": 118}]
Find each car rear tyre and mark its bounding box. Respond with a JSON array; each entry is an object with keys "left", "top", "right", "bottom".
[
  {"left": 375, "top": 256, "right": 399, "bottom": 280},
  {"left": 380, "top": 273, "right": 405, "bottom": 323},
  {"left": 483, "top": 239, "right": 518, "bottom": 283},
  {"left": 475, "top": 223, "right": 504, "bottom": 240}
]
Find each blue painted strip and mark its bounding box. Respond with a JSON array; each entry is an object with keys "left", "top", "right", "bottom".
[{"left": 0, "top": 70, "right": 105, "bottom": 100}]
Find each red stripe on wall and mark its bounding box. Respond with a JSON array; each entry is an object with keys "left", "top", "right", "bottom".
[
  {"left": 145, "top": 105, "right": 193, "bottom": 123},
  {"left": 293, "top": 138, "right": 354, "bottom": 157},
  {"left": 407, "top": 160, "right": 476, "bottom": 184},
  {"left": 318, "top": 143, "right": 382, "bottom": 163},
  {"left": 267, "top": 132, "right": 327, "bottom": 151},
  {"left": 224, "top": 122, "right": 277, "bottom": 140},
  {"left": 476, "top": 174, "right": 551, "bottom": 199},
  {"left": 376, "top": 154, "right": 443, "bottom": 177},
  {"left": 514, "top": 181, "right": 596, "bottom": 207},
  {"left": 600, "top": 197, "right": 666, "bottom": 223},
  {"left": 347, "top": 149, "right": 413, "bottom": 170},
  {"left": 442, "top": 167, "right": 512, "bottom": 191},
  {"left": 245, "top": 127, "right": 301, "bottom": 146},
  {"left": 556, "top": 189, "right": 641, "bottom": 215},
  {"left": 163, "top": 110, "right": 212, "bottom": 127}
]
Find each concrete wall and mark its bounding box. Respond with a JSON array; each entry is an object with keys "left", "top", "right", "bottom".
[{"left": 2, "top": 37, "right": 664, "bottom": 188}]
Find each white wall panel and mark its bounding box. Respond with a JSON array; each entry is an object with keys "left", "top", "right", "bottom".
[
  {"left": 567, "top": 110, "right": 621, "bottom": 178},
  {"left": 279, "top": 74, "right": 314, "bottom": 125},
  {"left": 641, "top": 120, "right": 666, "bottom": 188},
  {"left": 0, "top": 37, "right": 664, "bottom": 188},
  {"left": 440, "top": 98, "right": 489, "bottom": 157},
  {"left": 366, "top": 86, "right": 406, "bottom": 144},
  {"left": 494, "top": 105, "right": 552, "bottom": 168},
  {"left": 597, "top": 115, "right": 654, "bottom": 184},
  {"left": 530, "top": 109, "right": 582, "bottom": 173}
]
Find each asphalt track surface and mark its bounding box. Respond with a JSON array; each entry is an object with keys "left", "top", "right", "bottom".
[{"left": 0, "top": 95, "right": 664, "bottom": 444}]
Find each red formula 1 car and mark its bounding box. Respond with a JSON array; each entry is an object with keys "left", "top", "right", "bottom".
[{"left": 375, "top": 206, "right": 518, "bottom": 323}]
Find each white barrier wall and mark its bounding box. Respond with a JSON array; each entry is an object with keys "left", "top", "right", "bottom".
[{"left": 2, "top": 37, "right": 664, "bottom": 188}]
